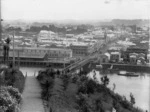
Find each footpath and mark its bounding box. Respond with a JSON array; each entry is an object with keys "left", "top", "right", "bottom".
[{"left": 21, "top": 75, "right": 44, "bottom": 112}]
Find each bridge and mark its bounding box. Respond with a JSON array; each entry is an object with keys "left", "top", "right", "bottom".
[
  {"left": 62, "top": 33, "right": 127, "bottom": 73},
  {"left": 63, "top": 56, "right": 94, "bottom": 73}
]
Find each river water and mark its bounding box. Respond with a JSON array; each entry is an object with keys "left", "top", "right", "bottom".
[
  {"left": 20, "top": 67, "right": 45, "bottom": 76},
  {"left": 88, "top": 70, "right": 150, "bottom": 111},
  {"left": 19, "top": 67, "right": 150, "bottom": 111}
]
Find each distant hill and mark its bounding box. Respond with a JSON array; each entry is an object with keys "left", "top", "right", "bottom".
[
  {"left": 2, "top": 19, "right": 149, "bottom": 27},
  {"left": 111, "top": 19, "right": 149, "bottom": 26}
]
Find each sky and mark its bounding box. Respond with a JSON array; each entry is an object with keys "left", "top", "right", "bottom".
[{"left": 1, "top": 0, "right": 150, "bottom": 21}]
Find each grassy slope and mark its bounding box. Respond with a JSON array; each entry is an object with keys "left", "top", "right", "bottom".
[
  {"left": 48, "top": 78, "right": 78, "bottom": 112},
  {"left": 37, "top": 70, "right": 143, "bottom": 112}
]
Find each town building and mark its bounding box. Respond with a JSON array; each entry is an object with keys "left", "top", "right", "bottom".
[
  {"left": 70, "top": 44, "right": 89, "bottom": 57},
  {"left": 38, "top": 30, "right": 56, "bottom": 42},
  {"left": 0, "top": 47, "right": 72, "bottom": 60},
  {"left": 110, "top": 52, "right": 121, "bottom": 63},
  {"left": 99, "top": 53, "right": 110, "bottom": 63},
  {"left": 123, "top": 47, "right": 148, "bottom": 62},
  {"left": 66, "top": 34, "right": 74, "bottom": 38}
]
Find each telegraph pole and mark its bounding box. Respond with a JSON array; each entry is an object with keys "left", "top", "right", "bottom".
[
  {"left": 0, "top": 0, "right": 1, "bottom": 42},
  {"left": 13, "top": 31, "right": 15, "bottom": 68},
  {"left": 0, "top": 0, "right": 2, "bottom": 60}
]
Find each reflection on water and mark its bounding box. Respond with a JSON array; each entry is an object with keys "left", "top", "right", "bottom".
[{"left": 88, "top": 70, "right": 150, "bottom": 111}]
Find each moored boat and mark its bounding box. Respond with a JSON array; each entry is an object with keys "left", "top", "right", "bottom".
[{"left": 118, "top": 71, "right": 139, "bottom": 77}]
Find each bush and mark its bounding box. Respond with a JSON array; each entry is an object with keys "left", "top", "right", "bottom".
[
  {"left": 101, "top": 76, "right": 109, "bottom": 87},
  {"left": 1, "top": 86, "right": 22, "bottom": 103},
  {"left": 79, "top": 75, "right": 88, "bottom": 82},
  {"left": 77, "top": 83, "right": 87, "bottom": 94},
  {"left": 77, "top": 79, "right": 97, "bottom": 95},
  {"left": 36, "top": 72, "right": 44, "bottom": 81},
  {"left": 41, "top": 89, "right": 48, "bottom": 100},
  {"left": 62, "top": 74, "right": 70, "bottom": 90},
  {"left": 46, "top": 69, "right": 55, "bottom": 79},
  {"left": 0, "top": 86, "right": 22, "bottom": 112},
  {"left": 3, "top": 68, "right": 25, "bottom": 93},
  {"left": 13, "top": 71, "right": 25, "bottom": 93},
  {"left": 71, "top": 75, "right": 78, "bottom": 83},
  {"left": 86, "top": 79, "right": 97, "bottom": 94},
  {"left": 5, "top": 86, "right": 22, "bottom": 103},
  {"left": 76, "top": 94, "right": 90, "bottom": 112}
]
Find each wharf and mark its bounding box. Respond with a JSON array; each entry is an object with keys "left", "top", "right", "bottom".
[{"left": 101, "top": 63, "right": 150, "bottom": 73}]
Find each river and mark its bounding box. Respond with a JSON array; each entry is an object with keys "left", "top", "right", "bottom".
[
  {"left": 19, "top": 67, "right": 150, "bottom": 111},
  {"left": 88, "top": 70, "right": 150, "bottom": 111},
  {"left": 20, "top": 67, "right": 45, "bottom": 76}
]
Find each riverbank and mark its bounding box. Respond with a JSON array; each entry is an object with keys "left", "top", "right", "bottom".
[
  {"left": 101, "top": 63, "right": 150, "bottom": 73},
  {"left": 37, "top": 68, "right": 145, "bottom": 112},
  {"left": 88, "top": 70, "right": 150, "bottom": 111},
  {"left": 80, "top": 62, "right": 150, "bottom": 73}
]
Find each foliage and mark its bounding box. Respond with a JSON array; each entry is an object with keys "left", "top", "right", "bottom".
[
  {"left": 77, "top": 78, "right": 97, "bottom": 95},
  {"left": 25, "top": 24, "right": 88, "bottom": 34},
  {"left": 5, "top": 27, "right": 22, "bottom": 32},
  {"left": 36, "top": 70, "right": 45, "bottom": 81},
  {"left": 5, "top": 68, "right": 16, "bottom": 86},
  {"left": 86, "top": 79, "right": 97, "bottom": 94},
  {"left": 130, "top": 93, "right": 135, "bottom": 106},
  {"left": 0, "top": 86, "right": 22, "bottom": 112},
  {"left": 37, "top": 69, "right": 55, "bottom": 100},
  {"left": 1, "top": 86, "right": 22, "bottom": 103},
  {"left": 94, "top": 98, "right": 105, "bottom": 112},
  {"left": 3, "top": 37, "right": 11, "bottom": 64},
  {"left": 56, "top": 70, "right": 60, "bottom": 76},
  {"left": 76, "top": 93, "right": 90, "bottom": 112},
  {"left": 5, "top": 86, "right": 22, "bottom": 103},
  {"left": 71, "top": 75, "right": 78, "bottom": 83},
  {"left": 101, "top": 75, "right": 109, "bottom": 86},
  {"left": 77, "top": 83, "right": 87, "bottom": 94},
  {"left": 4, "top": 68, "right": 25, "bottom": 93},
  {"left": 62, "top": 74, "right": 70, "bottom": 90},
  {"left": 79, "top": 75, "right": 88, "bottom": 82},
  {"left": 46, "top": 69, "right": 55, "bottom": 79}
]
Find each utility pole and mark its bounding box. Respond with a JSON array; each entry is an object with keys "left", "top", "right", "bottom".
[
  {"left": 13, "top": 31, "right": 15, "bottom": 68},
  {"left": 0, "top": 0, "right": 1, "bottom": 42},
  {"left": 63, "top": 58, "right": 66, "bottom": 75},
  {"left": 18, "top": 50, "right": 20, "bottom": 69},
  {"left": 0, "top": 0, "right": 3, "bottom": 63}
]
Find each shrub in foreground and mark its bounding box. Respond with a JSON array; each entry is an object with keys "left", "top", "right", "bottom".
[{"left": 0, "top": 86, "right": 22, "bottom": 112}]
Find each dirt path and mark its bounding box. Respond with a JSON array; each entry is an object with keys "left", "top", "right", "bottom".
[{"left": 21, "top": 76, "right": 44, "bottom": 112}]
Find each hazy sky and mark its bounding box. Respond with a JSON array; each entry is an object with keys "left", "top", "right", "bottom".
[{"left": 1, "top": 0, "right": 150, "bottom": 20}]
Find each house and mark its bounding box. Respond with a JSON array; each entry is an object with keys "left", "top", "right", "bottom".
[
  {"left": 129, "top": 55, "right": 137, "bottom": 64},
  {"left": 99, "top": 53, "right": 110, "bottom": 63},
  {"left": 110, "top": 52, "right": 121, "bottom": 63}
]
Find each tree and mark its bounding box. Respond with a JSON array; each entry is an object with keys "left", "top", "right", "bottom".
[
  {"left": 130, "top": 93, "right": 135, "bottom": 106},
  {"left": 76, "top": 93, "right": 90, "bottom": 112},
  {"left": 95, "top": 98, "right": 104, "bottom": 112},
  {"left": 101, "top": 76, "right": 109, "bottom": 87},
  {"left": 4, "top": 68, "right": 17, "bottom": 86},
  {"left": 62, "top": 74, "right": 69, "bottom": 90},
  {"left": 112, "top": 83, "right": 116, "bottom": 92},
  {"left": 3, "top": 37, "right": 11, "bottom": 64}
]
